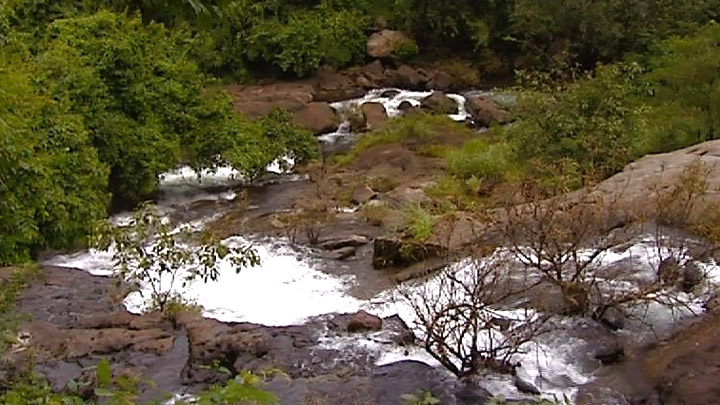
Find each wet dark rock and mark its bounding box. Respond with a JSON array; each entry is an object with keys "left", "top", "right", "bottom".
[
  {"left": 681, "top": 261, "right": 703, "bottom": 292},
  {"left": 372, "top": 361, "right": 457, "bottom": 405},
  {"left": 594, "top": 341, "right": 625, "bottom": 365},
  {"left": 513, "top": 375, "right": 541, "bottom": 395},
  {"left": 421, "top": 91, "right": 458, "bottom": 114},
  {"left": 384, "top": 314, "right": 415, "bottom": 345},
  {"left": 455, "top": 377, "right": 492, "bottom": 404},
  {"left": 372, "top": 236, "right": 447, "bottom": 269},
  {"left": 598, "top": 306, "right": 626, "bottom": 330},
  {"left": 380, "top": 89, "right": 401, "bottom": 98},
  {"left": 348, "top": 310, "right": 383, "bottom": 332},
  {"left": 326, "top": 246, "right": 357, "bottom": 260}
]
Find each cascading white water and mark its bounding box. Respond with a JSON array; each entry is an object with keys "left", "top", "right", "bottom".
[{"left": 318, "top": 88, "right": 472, "bottom": 146}]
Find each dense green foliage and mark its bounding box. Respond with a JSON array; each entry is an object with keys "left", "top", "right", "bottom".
[
  {"left": 1, "top": 9, "right": 317, "bottom": 264},
  {"left": 441, "top": 22, "right": 720, "bottom": 190}
]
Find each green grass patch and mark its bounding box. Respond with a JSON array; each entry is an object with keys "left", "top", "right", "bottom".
[
  {"left": 335, "top": 114, "right": 475, "bottom": 165},
  {"left": 445, "top": 138, "right": 513, "bottom": 181},
  {"left": 403, "top": 205, "right": 435, "bottom": 243}
]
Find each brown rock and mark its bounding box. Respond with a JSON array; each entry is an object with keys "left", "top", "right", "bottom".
[
  {"left": 390, "top": 65, "right": 427, "bottom": 90},
  {"left": 352, "top": 184, "right": 378, "bottom": 204},
  {"left": 366, "top": 30, "right": 412, "bottom": 58},
  {"left": 319, "top": 235, "right": 370, "bottom": 250},
  {"left": 420, "top": 91, "right": 457, "bottom": 114},
  {"left": 361, "top": 60, "right": 387, "bottom": 86},
  {"left": 347, "top": 310, "right": 383, "bottom": 332},
  {"left": 465, "top": 95, "right": 511, "bottom": 127},
  {"left": 313, "top": 70, "right": 364, "bottom": 102},
  {"left": 361, "top": 102, "right": 388, "bottom": 130},
  {"left": 292, "top": 102, "right": 339, "bottom": 134}
]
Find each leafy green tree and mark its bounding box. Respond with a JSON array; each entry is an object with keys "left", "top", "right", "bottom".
[
  {"left": 507, "top": 63, "right": 648, "bottom": 183},
  {"left": 511, "top": 0, "right": 719, "bottom": 67},
  {"left": 0, "top": 43, "right": 109, "bottom": 265}
]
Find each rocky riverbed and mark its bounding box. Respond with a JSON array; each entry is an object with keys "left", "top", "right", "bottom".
[{"left": 3, "top": 87, "right": 720, "bottom": 404}]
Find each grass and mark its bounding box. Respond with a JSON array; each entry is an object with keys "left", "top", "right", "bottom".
[
  {"left": 335, "top": 114, "right": 475, "bottom": 165},
  {"left": 403, "top": 205, "right": 435, "bottom": 242}
]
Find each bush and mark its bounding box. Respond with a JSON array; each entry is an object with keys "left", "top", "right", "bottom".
[
  {"left": 446, "top": 138, "right": 511, "bottom": 181},
  {"left": 0, "top": 44, "right": 109, "bottom": 264}
]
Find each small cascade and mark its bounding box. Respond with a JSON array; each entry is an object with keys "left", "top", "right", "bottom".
[{"left": 319, "top": 88, "right": 472, "bottom": 151}]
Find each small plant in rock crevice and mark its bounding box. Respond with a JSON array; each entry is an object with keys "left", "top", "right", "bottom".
[{"left": 93, "top": 203, "right": 260, "bottom": 315}]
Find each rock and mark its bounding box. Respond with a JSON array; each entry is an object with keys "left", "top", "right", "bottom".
[
  {"left": 229, "top": 83, "right": 338, "bottom": 134},
  {"left": 366, "top": 30, "right": 412, "bottom": 58},
  {"left": 705, "top": 292, "right": 720, "bottom": 313},
  {"left": 372, "top": 361, "right": 457, "bottom": 404},
  {"left": 380, "top": 89, "right": 401, "bottom": 98},
  {"left": 385, "top": 187, "right": 431, "bottom": 208},
  {"left": 598, "top": 306, "right": 626, "bottom": 330},
  {"left": 347, "top": 310, "right": 383, "bottom": 332},
  {"left": 658, "top": 256, "right": 680, "bottom": 284},
  {"left": 292, "top": 102, "right": 339, "bottom": 134},
  {"left": 426, "top": 69, "right": 456, "bottom": 92},
  {"left": 372, "top": 236, "right": 447, "bottom": 268},
  {"left": 398, "top": 101, "right": 415, "bottom": 112},
  {"left": 327, "top": 246, "right": 357, "bottom": 260},
  {"left": 585, "top": 140, "right": 720, "bottom": 217},
  {"left": 465, "top": 95, "right": 511, "bottom": 127},
  {"left": 421, "top": 91, "right": 458, "bottom": 114},
  {"left": 319, "top": 235, "right": 370, "bottom": 250},
  {"left": 313, "top": 69, "right": 364, "bottom": 102},
  {"left": 682, "top": 261, "right": 704, "bottom": 292},
  {"left": 361, "top": 60, "right": 387, "bottom": 85},
  {"left": 513, "top": 375, "right": 541, "bottom": 395},
  {"left": 594, "top": 342, "right": 625, "bottom": 365},
  {"left": 390, "top": 65, "right": 427, "bottom": 90},
  {"left": 352, "top": 184, "right": 377, "bottom": 204},
  {"left": 455, "top": 376, "right": 492, "bottom": 405},
  {"left": 361, "top": 102, "right": 388, "bottom": 130},
  {"left": 384, "top": 314, "right": 415, "bottom": 345}
]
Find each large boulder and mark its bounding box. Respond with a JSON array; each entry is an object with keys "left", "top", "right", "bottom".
[
  {"left": 313, "top": 69, "right": 364, "bottom": 102},
  {"left": 389, "top": 65, "right": 427, "bottom": 90},
  {"left": 372, "top": 236, "right": 447, "bottom": 268},
  {"left": 347, "top": 310, "right": 383, "bottom": 332},
  {"left": 465, "top": 95, "right": 511, "bottom": 127},
  {"left": 421, "top": 91, "right": 458, "bottom": 115},
  {"left": 228, "top": 83, "right": 338, "bottom": 134},
  {"left": 361, "top": 102, "right": 388, "bottom": 130},
  {"left": 292, "top": 102, "right": 339, "bottom": 134},
  {"left": 366, "top": 30, "right": 412, "bottom": 58}
]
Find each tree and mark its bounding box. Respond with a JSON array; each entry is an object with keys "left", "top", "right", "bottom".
[
  {"left": 400, "top": 255, "right": 548, "bottom": 377},
  {"left": 0, "top": 42, "right": 109, "bottom": 265},
  {"left": 93, "top": 203, "right": 260, "bottom": 312}
]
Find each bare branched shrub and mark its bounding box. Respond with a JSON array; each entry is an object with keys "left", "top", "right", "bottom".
[
  {"left": 399, "top": 254, "right": 548, "bottom": 377},
  {"left": 497, "top": 186, "right": 633, "bottom": 315}
]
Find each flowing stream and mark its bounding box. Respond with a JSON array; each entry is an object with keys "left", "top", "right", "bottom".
[{"left": 44, "top": 89, "right": 720, "bottom": 403}]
